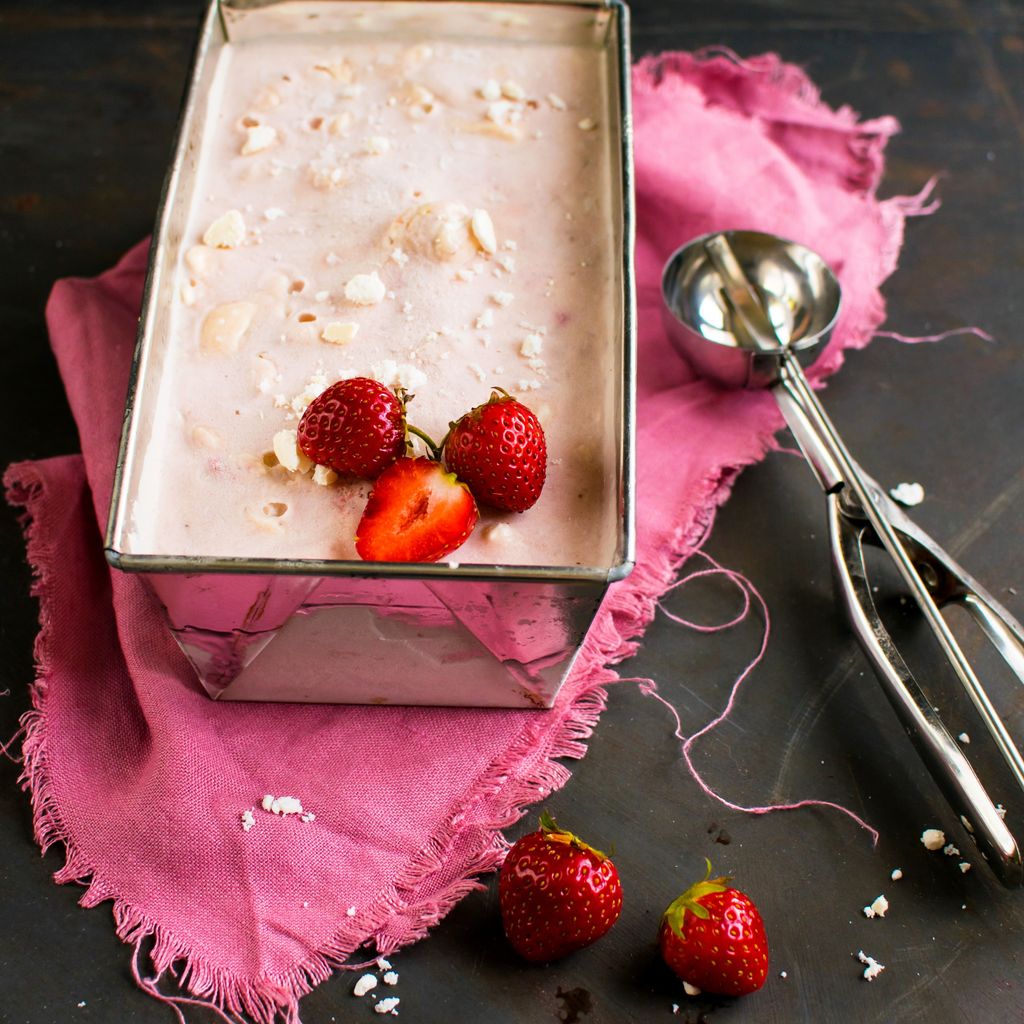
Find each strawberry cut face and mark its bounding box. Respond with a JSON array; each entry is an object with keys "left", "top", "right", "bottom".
[{"left": 355, "top": 456, "right": 479, "bottom": 563}]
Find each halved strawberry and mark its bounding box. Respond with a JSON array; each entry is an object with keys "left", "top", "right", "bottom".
[
  {"left": 355, "top": 456, "right": 478, "bottom": 562},
  {"left": 443, "top": 389, "right": 547, "bottom": 512},
  {"left": 297, "top": 377, "right": 406, "bottom": 479}
]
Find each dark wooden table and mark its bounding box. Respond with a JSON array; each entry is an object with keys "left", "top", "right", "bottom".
[{"left": 1, "top": 2, "right": 1022, "bottom": 1022}]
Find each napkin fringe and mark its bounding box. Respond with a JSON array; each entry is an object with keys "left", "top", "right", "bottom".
[
  {"left": 1, "top": 459, "right": 645, "bottom": 1024},
  {"left": 0, "top": 421, "right": 857, "bottom": 1023},
  {"left": 4, "top": 465, "right": 70, "bottom": 863}
]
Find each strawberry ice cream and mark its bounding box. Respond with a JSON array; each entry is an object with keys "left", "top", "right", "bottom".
[{"left": 127, "top": 17, "right": 623, "bottom": 568}]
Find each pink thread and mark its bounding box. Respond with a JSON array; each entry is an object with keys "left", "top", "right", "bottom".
[
  {"left": 875, "top": 326, "right": 994, "bottom": 345},
  {"left": 0, "top": 723, "right": 25, "bottom": 763},
  {"left": 892, "top": 174, "right": 943, "bottom": 217},
  {"left": 658, "top": 565, "right": 751, "bottom": 632},
  {"left": 631, "top": 551, "right": 880, "bottom": 845},
  {"left": 773, "top": 444, "right": 807, "bottom": 459},
  {"left": 131, "top": 943, "right": 245, "bottom": 1024}
]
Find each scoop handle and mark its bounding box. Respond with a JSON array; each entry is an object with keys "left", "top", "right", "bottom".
[{"left": 829, "top": 494, "right": 1022, "bottom": 887}]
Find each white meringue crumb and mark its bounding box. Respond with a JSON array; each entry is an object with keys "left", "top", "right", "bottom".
[
  {"left": 242, "top": 124, "right": 277, "bottom": 155},
  {"left": 240, "top": 810, "right": 255, "bottom": 832},
  {"left": 203, "top": 209, "right": 246, "bottom": 248},
  {"left": 374, "top": 997, "right": 400, "bottom": 1015},
  {"left": 520, "top": 332, "right": 543, "bottom": 358},
  {"left": 376, "top": 957, "right": 392, "bottom": 970},
  {"left": 470, "top": 208, "right": 497, "bottom": 254},
  {"left": 863, "top": 894, "right": 888, "bottom": 918},
  {"left": 959, "top": 861, "right": 972, "bottom": 874},
  {"left": 943, "top": 843, "right": 961, "bottom": 857},
  {"left": 346, "top": 906, "right": 357, "bottom": 917},
  {"left": 891, "top": 868, "right": 903, "bottom": 881},
  {"left": 257, "top": 793, "right": 306, "bottom": 817},
  {"left": 921, "top": 828, "right": 946, "bottom": 851},
  {"left": 383, "top": 971, "right": 399, "bottom": 985},
  {"left": 353, "top": 974, "right": 377, "bottom": 997},
  {"left": 486, "top": 99, "right": 522, "bottom": 126},
  {"left": 312, "top": 465, "right": 338, "bottom": 487},
  {"left": 479, "top": 78, "right": 501, "bottom": 101},
  {"left": 780, "top": 971, "right": 788, "bottom": 979},
  {"left": 390, "top": 247, "right": 409, "bottom": 267},
  {"left": 321, "top": 321, "right": 359, "bottom": 345},
  {"left": 490, "top": 290, "right": 513, "bottom": 307},
  {"left": 958, "top": 732, "right": 970, "bottom": 744},
  {"left": 475, "top": 308, "right": 494, "bottom": 329},
  {"left": 857, "top": 950, "right": 885, "bottom": 981},
  {"left": 344, "top": 271, "right": 386, "bottom": 305},
  {"left": 682, "top": 981, "right": 701, "bottom": 997},
  {"left": 996, "top": 804, "right": 1007, "bottom": 819},
  {"left": 363, "top": 135, "right": 390, "bottom": 155},
  {"left": 272, "top": 430, "right": 313, "bottom": 474},
  {"left": 372, "top": 358, "right": 426, "bottom": 392},
  {"left": 890, "top": 481, "right": 925, "bottom": 506}
]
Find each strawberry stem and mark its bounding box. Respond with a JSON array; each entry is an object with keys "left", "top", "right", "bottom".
[
  {"left": 662, "top": 860, "right": 733, "bottom": 936},
  {"left": 537, "top": 811, "right": 609, "bottom": 861},
  {"left": 406, "top": 424, "right": 442, "bottom": 460}
]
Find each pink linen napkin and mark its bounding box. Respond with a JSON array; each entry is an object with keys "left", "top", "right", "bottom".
[{"left": 4, "top": 51, "right": 930, "bottom": 1022}]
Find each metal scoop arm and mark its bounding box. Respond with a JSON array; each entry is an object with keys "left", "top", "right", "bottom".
[
  {"left": 702, "top": 232, "right": 1024, "bottom": 885},
  {"left": 828, "top": 492, "right": 1022, "bottom": 886},
  {"left": 781, "top": 382, "right": 1024, "bottom": 886},
  {"left": 836, "top": 480, "right": 1024, "bottom": 690}
]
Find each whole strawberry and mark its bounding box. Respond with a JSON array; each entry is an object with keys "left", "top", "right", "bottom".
[
  {"left": 658, "top": 860, "right": 768, "bottom": 997},
  {"left": 297, "top": 377, "right": 406, "bottom": 478},
  {"left": 443, "top": 389, "right": 547, "bottom": 512},
  {"left": 355, "top": 456, "right": 478, "bottom": 562},
  {"left": 499, "top": 811, "right": 622, "bottom": 962}
]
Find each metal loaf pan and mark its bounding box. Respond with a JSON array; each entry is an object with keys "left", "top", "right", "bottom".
[{"left": 105, "top": 0, "right": 636, "bottom": 708}]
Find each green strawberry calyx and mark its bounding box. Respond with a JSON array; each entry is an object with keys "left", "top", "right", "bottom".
[
  {"left": 662, "top": 858, "right": 733, "bottom": 936},
  {"left": 538, "top": 810, "right": 609, "bottom": 862},
  {"left": 444, "top": 386, "right": 516, "bottom": 435}
]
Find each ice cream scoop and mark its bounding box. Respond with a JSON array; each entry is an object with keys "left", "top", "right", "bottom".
[{"left": 662, "top": 229, "right": 1024, "bottom": 887}]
